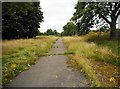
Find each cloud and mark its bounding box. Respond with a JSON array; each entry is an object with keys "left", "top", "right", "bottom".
[{"left": 39, "top": 0, "right": 77, "bottom": 33}]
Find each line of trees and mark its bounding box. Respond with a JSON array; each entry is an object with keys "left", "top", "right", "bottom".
[
  {"left": 39, "top": 29, "right": 60, "bottom": 36},
  {"left": 2, "top": 2, "right": 43, "bottom": 39},
  {"left": 2, "top": 2, "right": 120, "bottom": 39}
]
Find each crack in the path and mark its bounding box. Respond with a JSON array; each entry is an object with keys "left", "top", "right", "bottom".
[{"left": 39, "top": 52, "right": 75, "bottom": 56}]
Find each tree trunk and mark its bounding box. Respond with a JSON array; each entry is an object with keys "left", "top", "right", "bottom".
[
  {"left": 110, "top": 16, "right": 118, "bottom": 39},
  {"left": 77, "top": 23, "right": 80, "bottom": 36}
]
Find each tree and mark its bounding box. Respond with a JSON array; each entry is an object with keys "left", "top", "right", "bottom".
[
  {"left": 71, "top": 2, "right": 120, "bottom": 38},
  {"left": 94, "top": 2, "right": 120, "bottom": 38},
  {"left": 53, "top": 30, "right": 57, "bottom": 35},
  {"left": 62, "top": 22, "right": 77, "bottom": 36},
  {"left": 53, "top": 30, "right": 60, "bottom": 36},
  {"left": 46, "top": 29, "right": 54, "bottom": 35},
  {"left": 71, "top": 2, "right": 94, "bottom": 35},
  {"left": 2, "top": 2, "right": 43, "bottom": 39}
]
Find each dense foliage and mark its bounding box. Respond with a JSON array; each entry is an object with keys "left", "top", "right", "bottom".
[
  {"left": 71, "top": 2, "right": 120, "bottom": 38},
  {"left": 2, "top": 2, "right": 43, "bottom": 39},
  {"left": 61, "top": 22, "right": 77, "bottom": 36},
  {"left": 40, "top": 29, "right": 60, "bottom": 36}
]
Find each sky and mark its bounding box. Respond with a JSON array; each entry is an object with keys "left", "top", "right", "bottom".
[{"left": 39, "top": 0, "right": 78, "bottom": 33}]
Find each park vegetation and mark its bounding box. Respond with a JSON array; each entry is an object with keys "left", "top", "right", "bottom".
[
  {"left": 40, "top": 29, "right": 60, "bottom": 36},
  {"left": 2, "top": 36, "right": 57, "bottom": 85},
  {"left": 1, "top": 1, "right": 120, "bottom": 87},
  {"left": 62, "top": 2, "right": 120, "bottom": 87},
  {"left": 61, "top": 22, "right": 77, "bottom": 36},
  {"left": 62, "top": 2, "right": 120, "bottom": 39},
  {"left": 2, "top": 2, "right": 43, "bottom": 39},
  {"left": 2, "top": 1, "right": 59, "bottom": 86},
  {"left": 63, "top": 32, "right": 120, "bottom": 87}
]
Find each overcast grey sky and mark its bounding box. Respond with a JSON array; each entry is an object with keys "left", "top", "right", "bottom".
[{"left": 39, "top": 0, "right": 77, "bottom": 33}]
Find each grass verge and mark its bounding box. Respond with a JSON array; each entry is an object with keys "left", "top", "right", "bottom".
[
  {"left": 62, "top": 32, "right": 120, "bottom": 87},
  {"left": 2, "top": 36, "right": 58, "bottom": 85}
]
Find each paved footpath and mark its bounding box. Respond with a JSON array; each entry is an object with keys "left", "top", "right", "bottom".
[{"left": 7, "top": 38, "right": 89, "bottom": 87}]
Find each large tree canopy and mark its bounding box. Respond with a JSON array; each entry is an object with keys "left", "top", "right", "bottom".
[
  {"left": 71, "top": 2, "right": 120, "bottom": 38},
  {"left": 2, "top": 2, "right": 43, "bottom": 39}
]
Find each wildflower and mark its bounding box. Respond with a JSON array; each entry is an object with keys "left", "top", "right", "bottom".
[
  {"left": 109, "top": 77, "right": 116, "bottom": 83},
  {"left": 11, "top": 63, "right": 17, "bottom": 69},
  {"left": 24, "top": 67, "right": 28, "bottom": 70},
  {"left": 95, "top": 49, "right": 98, "bottom": 52},
  {"left": 27, "top": 64, "right": 30, "bottom": 67}
]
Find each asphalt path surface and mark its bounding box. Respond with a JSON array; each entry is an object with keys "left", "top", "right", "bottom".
[{"left": 7, "top": 38, "right": 89, "bottom": 87}]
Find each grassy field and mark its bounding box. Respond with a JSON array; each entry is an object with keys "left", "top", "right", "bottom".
[
  {"left": 2, "top": 36, "right": 58, "bottom": 85},
  {"left": 63, "top": 32, "right": 120, "bottom": 87}
]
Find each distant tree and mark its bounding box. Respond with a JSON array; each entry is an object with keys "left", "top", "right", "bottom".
[
  {"left": 39, "top": 29, "right": 60, "bottom": 36},
  {"left": 43, "top": 32, "right": 47, "bottom": 35},
  {"left": 46, "top": 29, "right": 54, "bottom": 35},
  {"left": 2, "top": 2, "right": 43, "bottom": 39},
  {"left": 61, "top": 31, "right": 65, "bottom": 36},
  {"left": 39, "top": 32, "right": 44, "bottom": 35},
  {"left": 53, "top": 30, "right": 60, "bottom": 36},
  {"left": 62, "top": 22, "right": 77, "bottom": 36},
  {"left": 53, "top": 30, "right": 57, "bottom": 35}
]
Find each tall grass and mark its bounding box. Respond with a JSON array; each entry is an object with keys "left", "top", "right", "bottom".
[
  {"left": 63, "top": 32, "right": 119, "bottom": 87},
  {"left": 2, "top": 36, "right": 58, "bottom": 85}
]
